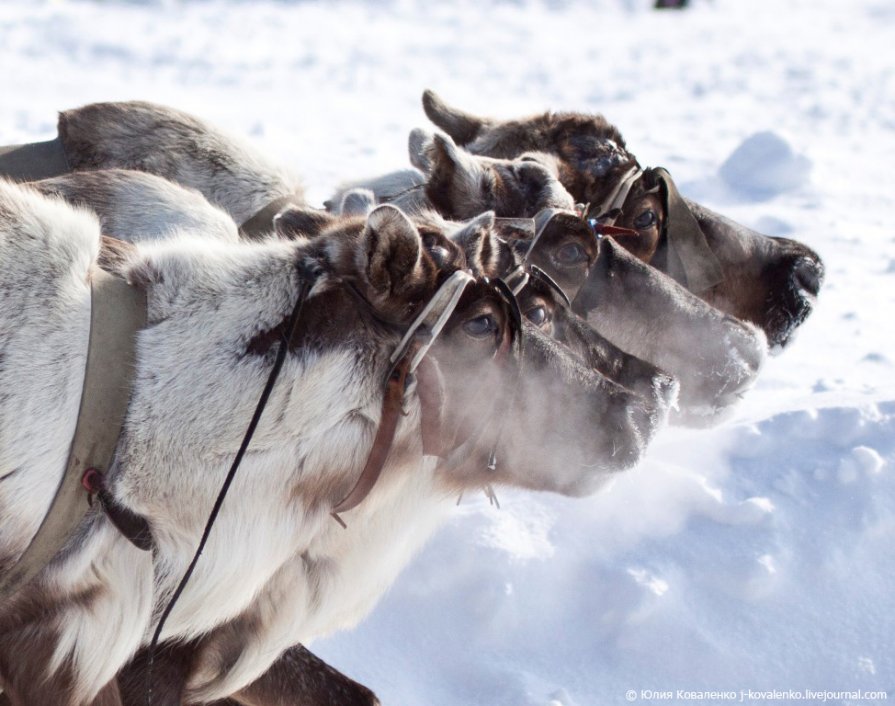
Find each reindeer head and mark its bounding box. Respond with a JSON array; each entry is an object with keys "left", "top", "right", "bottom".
[
  {"left": 409, "top": 129, "right": 575, "bottom": 220},
  {"left": 491, "top": 209, "right": 764, "bottom": 424},
  {"left": 421, "top": 90, "right": 824, "bottom": 349},
  {"left": 276, "top": 203, "right": 659, "bottom": 497}
]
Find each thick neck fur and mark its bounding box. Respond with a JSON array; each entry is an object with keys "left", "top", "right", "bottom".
[{"left": 0, "top": 184, "right": 441, "bottom": 704}]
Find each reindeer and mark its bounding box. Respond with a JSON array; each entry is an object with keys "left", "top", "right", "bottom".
[
  {"left": 27, "top": 168, "right": 678, "bottom": 705},
  {"left": 279, "top": 202, "right": 763, "bottom": 425},
  {"left": 0, "top": 100, "right": 303, "bottom": 236},
  {"left": 0, "top": 180, "right": 658, "bottom": 706},
  {"left": 113, "top": 211, "right": 670, "bottom": 706},
  {"left": 0, "top": 98, "right": 818, "bottom": 350},
  {"left": 35, "top": 164, "right": 761, "bottom": 427},
  {"left": 33, "top": 168, "right": 241, "bottom": 244},
  {"left": 502, "top": 211, "right": 767, "bottom": 425},
  {"left": 326, "top": 128, "right": 574, "bottom": 219},
  {"left": 1, "top": 98, "right": 783, "bottom": 363},
  {"left": 24, "top": 166, "right": 759, "bottom": 705},
  {"left": 420, "top": 90, "right": 825, "bottom": 349}
]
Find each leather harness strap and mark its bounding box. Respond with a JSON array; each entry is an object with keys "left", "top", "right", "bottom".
[
  {"left": 0, "top": 137, "right": 71, "bottom": 182},
  {"left": 591, "top": 165, "right": 642, "bottom": 223},
  {"left": 330, "top": 270, "right": 475, "bottom": 521},
  {"left": 0, "top": 266, "right": 147, "bottom": 599},
  {"left": 238, "top": 194, "right": 299, "bottom": 240},
  {"left": 330, "top": 344, "right": 420, "bottom": 520}
]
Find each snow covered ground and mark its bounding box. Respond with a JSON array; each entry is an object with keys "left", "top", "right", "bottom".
[{"left": 1, "top": 0, "right": 893, "bottom": 704}]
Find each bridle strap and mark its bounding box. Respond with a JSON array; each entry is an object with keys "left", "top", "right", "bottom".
[
  {"left": 390, "top": 270, "right": 475, "bottom": 373},
  {"left": 238, "top": 194, "right": 299, "bottom": 240},
  {"left": 330, "top": 344, "right": 418, "bottom": 518},
  {"left": 522, "top": 208, "right": 563, "bottom": 265},
  {"left": 0, "top": 265, "right": 146, "bottom": 599},
  {"left": 591, "top": 165, "right": 642, "bottom": 224},
  {"left": 528, "top": 264, "right": 571, "bottom": 308},
  {"left": 329, "top": 270, "right": 474, "bottom": 521},
  {"left": 415, "top": 355, "right": 445, "bottom": 457},
  {"left": 652, "top": 167, "right": 725, "bottom": 293},
  {"left": 503, "top": 207, "right": 564, "bottom": 296},
  {"left": 436, "top": 276, "right": 524, "bottom": 476},
  {"left": 379, "top": 182, "right": 427, "bottom": 205}
]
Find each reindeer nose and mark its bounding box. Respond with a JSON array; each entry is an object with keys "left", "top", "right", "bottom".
[{"left": 792, "top": 256, "right": 823, "bottom": 297}]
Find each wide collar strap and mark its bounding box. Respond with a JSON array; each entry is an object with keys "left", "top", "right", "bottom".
[{"left": 0, "top": 266, "right": 147, "bottom": 599}]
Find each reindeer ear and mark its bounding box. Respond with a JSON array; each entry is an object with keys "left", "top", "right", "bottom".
[
  {"left": 451, "top": 211, "right": 496, "bottom": 273},
  {"left": 362, "top": 204, "right": 422, "bottom": 296},
  {"left": 274, "top": 206, "right": 337, "bottom": 239},
  {"left": 425, "top": 133, "right": 485, "bottom": 219},
  {"left": 422, "top": 90, "right": 489, "bottom": 146},
  {"left": 339, "top": 188, "right": 376, "bottom": 217},
  {"left": 408, "top": 128, "right": 434, "bottom": 171},
  {"left": 427, "top": 132, "right": 467, "bottom": 176}
]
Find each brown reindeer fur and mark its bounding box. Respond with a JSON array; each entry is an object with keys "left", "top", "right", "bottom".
[{"left": 421, "top": 89, "right": 825, "bottom": 348}]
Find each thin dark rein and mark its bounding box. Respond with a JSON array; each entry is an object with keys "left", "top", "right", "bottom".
[
  {"left": 143, "top": 266, "right": 317, "bottom": 706},
  {"left": 378, "top": 182, "right": 426, "bottom": 204}
]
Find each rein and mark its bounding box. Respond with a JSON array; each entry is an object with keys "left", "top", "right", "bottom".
[
  {"left": 378, "top": 182, "right": 427, "bottom": 205},
  {"left": 144, "top": 264, "right": 317, "bottom": 705}
]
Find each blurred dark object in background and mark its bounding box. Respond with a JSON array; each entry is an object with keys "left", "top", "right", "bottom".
[{"left": 655, "top": 0, "right": 689, "bottom": 8}]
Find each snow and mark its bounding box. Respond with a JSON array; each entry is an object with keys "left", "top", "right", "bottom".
[
  {"left": 718, "top": 131, "right": 813, "bottom": 197},
  {"left": 1, "top": 0, "right": 893, "bottom": 704}
]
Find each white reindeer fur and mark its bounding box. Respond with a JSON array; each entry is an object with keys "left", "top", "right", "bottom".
[
  {"left": 186, "top": 435, "right": 453, "bottom": 702},
  {"left": 0, "top": 181, "right": 154, "bottom": 701},
  {"left": 0, "top": 182, "right": 95, "bottom": 563},
  {"left": 9, "top": 173, "right": 655, "bottom": 703},
  {"left": 0, "top": 180, "right": 431, "bottom": 703},
  {"left": 34, "top": 169, "right": 240, "bottom": 244}
]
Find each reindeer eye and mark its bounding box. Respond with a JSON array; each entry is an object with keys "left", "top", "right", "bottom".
[
  {"left": 554, "top": 242, "right": 588, "bottom": 266},
  {"left": 525, "top": 306, "right": 549, "bottom": 327},
  {"left": 429, "top": 245, "right": 450, "bottom": 265},
  {"left": 634, "top": 209, "right": 658, "bottom": 230},
  {"left": 463, "top": 314, "right": 498, "bottom": 339}
]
